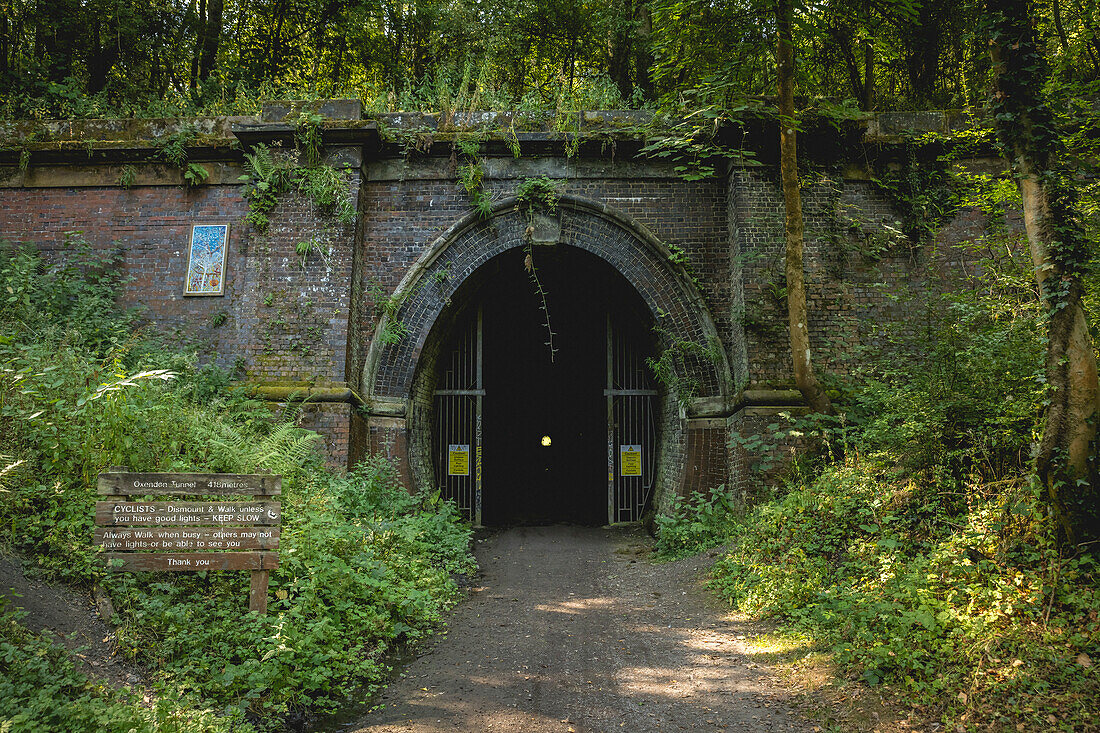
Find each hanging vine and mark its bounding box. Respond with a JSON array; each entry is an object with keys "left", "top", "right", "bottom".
[{"left": 516, "top": 176, "right": 562, "bottom": 362}]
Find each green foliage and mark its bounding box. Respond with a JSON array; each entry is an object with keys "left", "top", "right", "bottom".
[
  {"left": 294, "top": 238, "right": 328, "bottom": 269},
  {"left": 709, "top": 463, "right": 1100, "bottom": 730},
  {"left": 515, "top": 176, "right": 560, "bottom": 211},
  {"left": 457, "top": 160, "right": 493, "bottom": 219},
  {"left": 698, "top": 227, "right": 1093, "bottom": 728},
  {"left": 654, "top": 487, "right": 740, "bottom": 559},
  {"left": 0, "top": 0, "right": 1093, "bottom": 126},
  {"left": 298, "top": 165, "right": 356, "bottom": 225},
  {"left": 295, "top": 112, "right": 324, "bottom": 166},
  {"left": 454, "top": 134, "right": 494, "bottom": 220},
  {"left": 118, "top": 164, "right": 138, "bottom": 189},
  {"left": 638, "top": 106, "right": 755, "bottom": 180},
  {"left": 368, "top": 284, "right": 410, "bottom": 345},
  {"left": 0, "top": 602, "right": 249, "bottom": 732},
  {"left": 239, "top": 145, "right": 297, "bottom": 231},
  {"left": 239, "top": 144, "right": 355, "bottom": 233},
  {"left": 184, "top": 162, "right": 210, "bottom": 187},
  {"left": 0, "top": 244, "right": 474, "bottom": 728},
  {"left": 155, "top": 125, "right": 196, "bottom": 169},
  {"left": 106, "top": 458, "right": 472, "bottom": 722},
  {"left": 646, "top": 319, "right": 723, "bottom": 409},
  {"left": 0, "top": 235, "right": 138, "bottom": 352},
  {"left": 154, "top": 125, "right": 210, "bottom": 189}
]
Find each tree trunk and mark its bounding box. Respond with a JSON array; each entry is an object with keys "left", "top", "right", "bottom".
[
  {"left": 190, "top": 0, "right": 206, "bottom": 91},
  {"left": 198, "top": 0, "right": 223, "bottom": 82},
  {"left": 609, "top": 0, "right": 634, "bottom": 101},
  {"left": 633, "top": 1, "right": 654, "bottom": 99},
  {"left": 989, "top": 0, "right": 1100, "bottom": 548},
  {"left": 86, "top": 21, "right": 118, "bottom": 94},
  {"left": 831, "top": 24, "right": 864, "bottom": 103},
  {"left": 776, "top": 0, "right": 833, "bottom": 416},
  {"left": 1051, "top": 0, "right": 1070, "bottom": 50},
  {"left": 904, "top": 1, "right": 942, "bottom": 103},
  {"left": 861, "top": 39, "right": 874, "bottom": 110}
]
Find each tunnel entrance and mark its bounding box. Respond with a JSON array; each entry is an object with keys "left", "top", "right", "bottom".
[{"left": 430, "top": 246, "right": 658, "bottom": 527}]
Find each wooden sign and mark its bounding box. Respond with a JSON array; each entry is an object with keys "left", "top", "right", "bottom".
[
  {"left": 93, "top": 469, "right": 281, "bottom": 614},
  {"left": 103, "top": 552, "right": 279, "bottom": 572},
  {"left": 98, "top": 472, "right": 280, "bottom": 496},
  {"left": 93, "top": 527, "right": 279, "bottom": 551},
  {"left": 95, "top": 501, "right": 281, "bottom": 526}
]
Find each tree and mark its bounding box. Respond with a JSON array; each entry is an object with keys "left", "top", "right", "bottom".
[
  {"left": 988, "top": 0, "right": 1100, "bottom": 547},
  {"left": 776, "top": 0, "right": 834, "bottom": 415}
]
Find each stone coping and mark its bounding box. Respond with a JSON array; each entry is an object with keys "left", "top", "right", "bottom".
[{"left": 0, "top": 105, "right": 991, "bottom": 151}]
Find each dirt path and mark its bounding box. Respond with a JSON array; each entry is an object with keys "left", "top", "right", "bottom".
[
  {"left": 0, "top": 554, "right": 147, "bottom": 692},
  {"left": 333, "top": 525, "right": 813, "bottom": 733}
]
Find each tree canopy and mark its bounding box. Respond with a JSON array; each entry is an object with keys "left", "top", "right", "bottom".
[{"left": 1, "top": 0, "right": 1097, "bottom": 118}]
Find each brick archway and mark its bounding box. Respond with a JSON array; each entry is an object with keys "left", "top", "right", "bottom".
[
  {"left": 360, "top": 195, "right": 736, "bottom": 512},
  {"left": 363, "top": 195, "right": 733, "bottom": 410}
]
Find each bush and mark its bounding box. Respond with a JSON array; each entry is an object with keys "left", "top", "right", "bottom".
[
  {"left": 695, "top": 231, "right": 1100, "bottom": 728},
  {"left": 0, "top": 601, "right": 248, "bottom": 733},
  {"left": 0, "top": 240, "right": 476, "bottom": 728},
  {"left": 710, "top": 461, "right": 1100, "bottom": 729},
  {"left": 654, "top": 487, "right": 740, "bottom": 559}
]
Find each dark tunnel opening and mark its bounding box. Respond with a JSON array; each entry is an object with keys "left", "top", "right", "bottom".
[{"left": 429, "top": 245, "right": 657, "bottom": 526}]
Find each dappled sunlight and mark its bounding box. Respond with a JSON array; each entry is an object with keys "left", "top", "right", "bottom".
[
  {"left": 532, "top": 597, "right": 616, "bottom": 615},
  {"left": 340, "top": 526, "right": 812, "bottom": 732}
]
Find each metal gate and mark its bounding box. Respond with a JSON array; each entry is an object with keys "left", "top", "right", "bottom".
[
  {"left": 433, "top": 308, "right": 483, "bottom": 525},
  {"left": 606, "top": 314, "right": 657, "bottom": 524}
]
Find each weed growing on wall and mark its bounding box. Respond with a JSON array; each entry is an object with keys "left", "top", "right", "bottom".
[
  {"left": 155, "top": 124, "right": 210, "bottom": 188},
  {"left": 367, "top": 283, "right": 411, "bottom": 345},
  {"left": 0, "top": 241, "right": 474, "bottom": 729},
  {"left": 454, "top": 133, "right": 494, "bottom": 219},
  {"left": 239, "top": 143, "right": 355, "bottom": 233},
  {"left": 646, "top": 315, "right": 723, "bottom": 409},
  {"left": 118, "top": 164, "right": 138, "bottom": 189}
]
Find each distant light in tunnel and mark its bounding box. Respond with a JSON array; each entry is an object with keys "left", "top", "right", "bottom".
[{"left": 541, "top": 435, "right": 552, "bottom": 447}]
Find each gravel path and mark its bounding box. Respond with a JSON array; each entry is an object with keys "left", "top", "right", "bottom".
[{"left": 334, "top": 525, "right": 813, "bottom": 733}]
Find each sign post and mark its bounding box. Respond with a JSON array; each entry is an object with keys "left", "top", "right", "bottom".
[{"left": 95, "top": 468, "right": 282, "bottom": 614}]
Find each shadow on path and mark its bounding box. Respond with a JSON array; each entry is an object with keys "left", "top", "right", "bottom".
[{"left": 329, "top": 525, "right": 814, "bottom": 733}]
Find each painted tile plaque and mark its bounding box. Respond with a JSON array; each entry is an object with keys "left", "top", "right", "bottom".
[{"left": 184, "top": 223, "right": 229, "bottom": 295}]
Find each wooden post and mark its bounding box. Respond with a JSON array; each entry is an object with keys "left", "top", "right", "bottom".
[{"left": 249, "top": 569, "right": 270, "bottom": 614}]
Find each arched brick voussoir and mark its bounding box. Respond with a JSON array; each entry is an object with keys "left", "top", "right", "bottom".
[{"left": 362, "top": 194, "right": 735, "bottom": 416}]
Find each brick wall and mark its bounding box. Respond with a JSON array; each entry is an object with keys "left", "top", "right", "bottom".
[
  {"left": 0, "top": 185, "right": 249, "bottom": 358},
  {"left": 0, "top": 119, "right": 1022, "bottom": 512},
  {"left": 731, "top": 169, "right": 1009, "bottom": 389},
  {"left": 0, "top": 167, "right": 360, "bottom": 465}
]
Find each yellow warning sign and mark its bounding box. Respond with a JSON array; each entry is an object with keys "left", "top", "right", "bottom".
[
  {"left": 620, "top": 444, "right": 642, "bottom": 477},
  {"left": 448, "top": 444, "right": 470, "bottom": 476}
]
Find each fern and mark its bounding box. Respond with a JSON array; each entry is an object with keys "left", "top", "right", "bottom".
[
  {"left": 204, "top": 408, "right": 320, "bottom": 478},
  {"left": 240, "top": 143, "right": 354, "bottom": 231},
  {"left": 239, "top": 144, "right": 297, "bottom": 231},
  {"left": 248, "top": 416, "right": 321, "bottom": 477}
]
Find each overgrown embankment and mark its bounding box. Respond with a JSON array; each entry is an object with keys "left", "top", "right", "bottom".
[
  {"left": 657, "top": 226, "right": 1100, "bottom": 731},
  {"left": 0, "top": 239, "right": 474, "bottom": 731}
]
